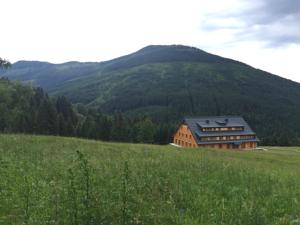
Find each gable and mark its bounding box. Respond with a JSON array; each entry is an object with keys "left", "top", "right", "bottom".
[{"left": 173, "top": 123, "right": 198, "bottom": 147}]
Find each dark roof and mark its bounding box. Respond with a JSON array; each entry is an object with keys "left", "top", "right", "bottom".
[{"left": 184, "top": 116, "right": 259, "bottom": 145}]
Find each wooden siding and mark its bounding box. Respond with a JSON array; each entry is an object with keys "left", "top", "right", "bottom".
[
  {"left": 199, "top": 142, "right": 257, "bottom": 150},
  {"left": 201, "top": 135, "right": 256, "bottom": 141},
  {"left": 173, "top": 124, "right": 198, "bottom": 148},
  {"left": 173, "top": 123, "right": 257, "bottom": 150}
]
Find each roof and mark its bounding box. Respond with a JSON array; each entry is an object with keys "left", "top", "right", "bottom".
[{"left": 183, "top": 116, "right": 259, "bottom": 145}]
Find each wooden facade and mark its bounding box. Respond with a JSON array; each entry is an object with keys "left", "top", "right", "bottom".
[
  {"left": 173, "top": 124, "right": 198, "bottom": 148},
  {"left": 173, "top": 117, "right": 259, "bottom": 150}
]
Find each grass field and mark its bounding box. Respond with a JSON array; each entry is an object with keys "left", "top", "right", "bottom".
[{"left": 0, "top": 134, "right": 300, "bottom": 225}]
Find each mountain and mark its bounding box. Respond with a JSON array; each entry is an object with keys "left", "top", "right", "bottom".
[
  {"left": 0, "top": 45, "right": 244, "bottom": 92},
  {"left": 0, "top": 60, "right": 102, "bottom": 90},
  {"left": 1, "top": 45, "right": 300, "bottom": 144}
]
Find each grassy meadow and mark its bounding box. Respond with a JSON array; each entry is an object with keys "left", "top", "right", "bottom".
[{"left": 0, "top": 134, "right": 300, "bottom": 225}]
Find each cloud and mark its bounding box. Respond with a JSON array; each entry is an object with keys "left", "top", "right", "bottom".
[{"left": 202, "top": 0, "right": 300, "bottom": 47}]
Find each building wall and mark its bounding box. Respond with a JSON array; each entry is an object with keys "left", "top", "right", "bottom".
[
  {"left": 173, "top": 123, "right": 258, "bottom": 149},
  {"left": 173, "top": 124, "right": 198, "bottom": 148},
  {"left": 200, "top": 142, "right": 257, "bottom": 150},
  {"left": 201, "top": 135, "right": 256, "bottom": 142}
]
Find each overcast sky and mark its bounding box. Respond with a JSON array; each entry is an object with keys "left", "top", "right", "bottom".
[{"left": 1, "top": 0, "right": 299, "bottom": 82}]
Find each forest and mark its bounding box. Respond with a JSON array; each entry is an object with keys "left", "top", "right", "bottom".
[
  {"left": 0, "top": 77, "right": 298, "bottom": 146},
  {"left": 2, "top": 45, "right": 300, "bottom": 146},
  {"left": 0, "top": 78, "right": 175, "bottom": 144}
]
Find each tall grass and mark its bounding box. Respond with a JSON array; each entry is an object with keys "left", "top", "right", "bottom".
[{"left": 0, "top": 134, "right": 300, "bottom": 224}]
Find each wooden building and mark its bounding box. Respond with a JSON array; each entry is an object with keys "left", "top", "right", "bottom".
[{"left": 173, "top": 116, "right": 259, "bottom": 150}]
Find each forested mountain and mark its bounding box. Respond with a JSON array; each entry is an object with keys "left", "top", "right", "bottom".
[
  {"left": 0, "top": 78, "right": 172, "bottom": 144},
  {"left": 1, "top": 45, "right": 300, "bottom": 145},
  {"left": 0, "top": 61, "right": 102, "bottom": 90}
]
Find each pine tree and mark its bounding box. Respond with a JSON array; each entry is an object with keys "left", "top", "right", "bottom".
[
  {"left": 137, "top": 118, "right": 155, "bottom": 143},
  {"left": 111, "top": 113, "right": 129, "bottom": 142},
  {"left": 79, "top": 115, "right": 96, "bottom": 139},
  {"left": 36, "top": 100, "right": 59, "bottom": 135},
  {"left": 0, "top": 58, "right": 11, "bottom": 69}
]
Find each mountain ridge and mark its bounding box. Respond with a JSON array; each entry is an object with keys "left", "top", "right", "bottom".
[{"left": 1, "top": 45, "right": 300, "bottom": 144}]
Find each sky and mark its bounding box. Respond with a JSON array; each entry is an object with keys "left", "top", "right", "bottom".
[{"left": 1, "top": 0, "right": 299, "bottom": 82}]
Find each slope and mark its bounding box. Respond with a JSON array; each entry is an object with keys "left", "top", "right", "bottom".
[
  {"left": 1, "top": 45, "right": 300, "bottom": 144},
  {"left": 1, "top": 134, "right": 300, "bottom": 224},
  {"left": 0, "top": 60, "right": 103, "bottom": 90}
]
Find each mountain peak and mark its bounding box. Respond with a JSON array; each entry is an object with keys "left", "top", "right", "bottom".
[
  {"left": 138, "top": 44, "right": 202, "bottom": 52},
  {"left": 137, "top": 44, "right": 197, "bottom": 52},
  {"left": 102, "top": 44, "right": 244, "bottom": 72}
]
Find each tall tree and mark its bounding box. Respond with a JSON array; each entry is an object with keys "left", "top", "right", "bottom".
[
  {"left": 0, "top": 58, "right": 11, "bottom": 69},
  {"left": 137, "top": 118, "right": 155, "bottom": 143},
  {"left": 36, "top": 99, "right": 59, "bottom": 135},
  {"left": 111, "top": 113, "right": 129, "bottom": 142}
]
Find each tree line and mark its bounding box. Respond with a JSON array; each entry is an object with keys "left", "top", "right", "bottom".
[
  {"left": 0, "top": 78, "right": 175, "bottom": 144},
  {"left": 1, "top": 77, "right": 299, "bottom": 146}
]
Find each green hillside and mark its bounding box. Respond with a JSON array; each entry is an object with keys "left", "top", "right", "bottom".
[
  {"left": 1, "top": 134, "right": 300, "bottom": 224},
  {"left": 0, "top": 61, "right": 102, "bottom": 90},
  {"left": 0, "top": 78, "right": 173, "bottom": 144},
  {"left": 1, "top": 45, "right": 300, "bottom": 144},
  {"left": 0, "top": 78, "right": 79, "bottom": 135}
]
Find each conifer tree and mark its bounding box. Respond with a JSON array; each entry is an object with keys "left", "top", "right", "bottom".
[
  {"left": 111, "top": 113, "right": 129, "bottom": 142},
  {"left": 0, "top": 58, "right": 11, "bottom": 68},
  {"left": 137, "top": 118, "right": 155, "bottom": 143},
  {"left": 36, "top": 99, "right": 59, "bottom": 135}
]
